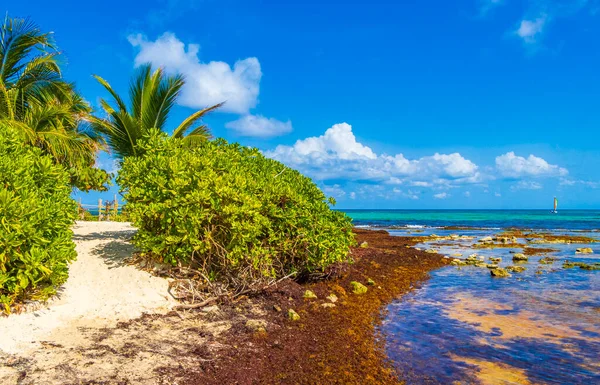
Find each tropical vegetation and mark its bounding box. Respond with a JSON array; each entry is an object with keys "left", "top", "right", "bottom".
[
  {"left": 0, "top": 123, "right": 77, "bottom": 313},
  {"left": 0, "top": 16, "right": 110, "bottom": 191},
  {"left": 0, "top": 14, "right": 355, "bottom": 310},
  {"left": 90, "top": 64, "right": 223, "bottom": 160},
  {"left": 0, "top": 16, "right": 111, "bottom": 313},
  {"left": 118, "top": 131, "right": 355, "bottom": 292}
]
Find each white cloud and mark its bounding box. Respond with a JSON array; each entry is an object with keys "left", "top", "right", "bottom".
[
  {"left": 95, "top": 156, "right": 120, "bottom": 174},
  {"left": 434, "top": 192, "right": 450, "bottom": 199},
  {"left": 560, "top": 179, "right": 600, "bottom": 189},
  {"left": 515, "top": 15, "right": 547, "bottom": 43},
  {"left": 464, "top": 191, "right": 471, "bottom": 197},
  {"left": 511, "top": 180, "right": 543, "bottom": 191},
  {"left": 225, "top": 114, "right": 292, "bottom": 138},
  {"left": 322, "top": 184, "right": 346, "bottom": 198},
  {"left": 495, "top": 192, "right": 502, "bottom": 197},
  {"left": 392, "top": 188, "right": 420, "bottom": 200},
  {"left": 411, "top": 181, "right": 433, "bottom": 187},
  {"left": 349, "top": 192, "right": 356, "bottom": 200},
  {"left": 265, "top": 123, "right": 482, "bottom": 186},
  {"left": 495, "top": 152, "right": 567, "bottom": 178},
  {"left": 128, "top": 32, "right": 261, "bottom": 114}
]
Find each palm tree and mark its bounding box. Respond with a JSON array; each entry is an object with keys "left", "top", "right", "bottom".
[
  {"left": 9, "top": 89, "right": 103, "bottom": 169},
  {"left": 0, "top": 15, "right": 105, "bottom": 172},
  {"left": 0, "top": 15, "right": 71, "bottom": 120},
  {"left": 90, "top": 64, "right": 223, "bottom": 160}
]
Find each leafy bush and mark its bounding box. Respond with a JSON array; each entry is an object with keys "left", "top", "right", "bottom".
[
  {"left": 118, "top": 131, "right": 355, "bottom": 289},
  {"left": 69, "top": 166, "right": 113, "bottom": 192},
  {"left": 0, "top": 124, "right": 77, "bottom": 313}
]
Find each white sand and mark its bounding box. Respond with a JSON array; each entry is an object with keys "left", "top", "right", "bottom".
[{"left": 0, "top": 221, "right": 175, "bottom": 355}]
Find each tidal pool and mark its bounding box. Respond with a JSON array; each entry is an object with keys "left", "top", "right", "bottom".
[{"left": 381, "top": 229, "right": 600, "bottom": 385}]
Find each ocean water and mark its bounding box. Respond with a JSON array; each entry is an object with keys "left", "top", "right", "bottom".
[
  {"left": 344, "top": 209, "right": 600, "bottom": 231},
  {"left": 343, "top": 210, "right": 600, "bottom": 385}
]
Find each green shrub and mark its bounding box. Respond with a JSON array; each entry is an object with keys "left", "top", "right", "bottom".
[
  {"left": 0, "top": 124, "right": 77, "bottom": 313},
  {"left": 118, "top": 131, "right": 355, "bottom": 289}
]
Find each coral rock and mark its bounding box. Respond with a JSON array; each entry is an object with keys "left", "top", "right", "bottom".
[{"left": 350, "top": 281, "right": 368, "bottom": 295}]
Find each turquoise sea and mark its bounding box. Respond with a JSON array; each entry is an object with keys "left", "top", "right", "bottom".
[
  {"left": 343, "top": 209, "right": 600, "bottom": 231},
  {"left": 342, "top": 209, "right": 600, "bottom": 384}
]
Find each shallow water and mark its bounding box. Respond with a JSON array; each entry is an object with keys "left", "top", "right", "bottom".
[
  {"left": 378, "top": 228, "right": 600, "bottom": 385},
  {"left": 344, "top": 209, "right": 600, "bottom": 231}
]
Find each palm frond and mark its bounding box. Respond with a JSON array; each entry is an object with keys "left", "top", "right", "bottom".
[{"left": 172, "top": 102, "right": 223, "bottom": 139}]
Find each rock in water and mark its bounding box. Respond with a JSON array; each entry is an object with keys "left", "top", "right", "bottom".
[
  {"left": 490, "top": 268, "right": 511, "bottom": 278},
  {"left": 506, "top": 265, "right": 526, "bottom": 273},
  {"left": 512, "top": 253, "right": 528, "bottom": 262},
  {"left": 350, "top": 281, "right": 368, "bottom": 295},
  {"left": 576, "top": 248, "right": 593, "bottom": 254}
]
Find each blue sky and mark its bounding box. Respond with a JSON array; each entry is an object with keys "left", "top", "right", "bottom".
[{"left": 6, "top": 0, "right": 600, "bottom": 209}]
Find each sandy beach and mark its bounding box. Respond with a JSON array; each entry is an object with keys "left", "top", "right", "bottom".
[
  {"left": 0, "top": 224, "right": 446, "bottom": 384},
  {"left": 0, "top": 221, "right": 176, "bottom": 383}
]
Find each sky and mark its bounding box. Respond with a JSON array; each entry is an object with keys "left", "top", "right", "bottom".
[{"left": 5, "top": 0, "right": 600, "bottom": 209}]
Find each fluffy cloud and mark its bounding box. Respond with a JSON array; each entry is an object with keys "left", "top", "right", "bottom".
[
  {"left": 128, "top": 33, "right": 261, "bottom": 114},
  {"left": 495, "top": 152, "right": 567, "bottom": 178},
  {"left": 265, "top": 123, "right": 482, "bottom": 186},
  {"left": 434, "top": 192, "right": 450, "bottom": 199},
  {"left": 225, "top": 114, "right": 292, "bottom": 138},
  {"left": 515, "top": 15, "right": 547, "bottom": 43}
]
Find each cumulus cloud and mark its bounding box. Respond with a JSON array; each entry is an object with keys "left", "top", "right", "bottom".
[
  {"left": 495, "top": 152, "right": 567, "bottom": 178},
  {"left": 128, "top": 32, "right": 261, "bottom": 114},
  {"left": 265, "top": 123, "right": 482, "bottom": 186},
  {"left": 515, "top": 15, "right": 548, "bottom": 43},
  {"left": 225, "top": 114, "right": 292, "bottom": 138},
  {"left": 434, "top": 192, "right": 450, "bottom": 199}
]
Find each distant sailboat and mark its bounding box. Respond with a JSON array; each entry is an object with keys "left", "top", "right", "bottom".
[{"left": 551, "top": 197, "right": 558, "bottom": 214}]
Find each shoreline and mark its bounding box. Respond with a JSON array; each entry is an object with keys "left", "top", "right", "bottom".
[
  {"left": 0, "top": 226, "right": 449, "bottom": 384},
  {"left": 177, "top": 229, "right": 449, "bottom": 384}
]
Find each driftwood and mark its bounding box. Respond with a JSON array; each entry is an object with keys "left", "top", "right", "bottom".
[{"left": 170, "top": 271, "right": 297, "bottom": 311}]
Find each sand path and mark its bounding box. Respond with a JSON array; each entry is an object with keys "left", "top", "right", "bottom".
[{"left": 0, "top": 221, "right": 175, "bottom": 355}]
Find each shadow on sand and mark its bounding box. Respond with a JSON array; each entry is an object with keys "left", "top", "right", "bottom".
[{"left": 74, "top": 229, "right": 138, "bottom": 269}]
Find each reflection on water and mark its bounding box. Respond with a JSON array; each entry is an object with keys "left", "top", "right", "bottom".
[{"left": 381, "top": 229, "right": 600, "bottom": 385}]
